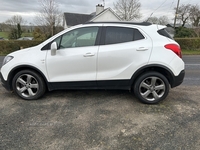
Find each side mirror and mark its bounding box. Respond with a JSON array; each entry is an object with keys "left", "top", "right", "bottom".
[{"left": 51, "top": 42, "right": 57, "bottom": 56}]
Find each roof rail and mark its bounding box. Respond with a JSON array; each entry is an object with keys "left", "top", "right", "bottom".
[{"left": 85, "top": 21, "right": 152, "bottom": 26}]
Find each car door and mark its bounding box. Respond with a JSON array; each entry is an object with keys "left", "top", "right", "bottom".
[
  {"left": 97, "top": 25, "right": 152, "bottom": 84},
  {"left": 46, "top": 26, "right": 100, "bottom": 84}
]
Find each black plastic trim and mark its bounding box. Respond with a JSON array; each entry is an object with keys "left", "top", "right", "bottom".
[
  {"left": 0, "top": 72, "right": 11, "bottom": 91},
  {"left": 48, "top": 80, "right": 130, "bottom": 91},
  {"left": 6, "top": 65, "right": 50, "bottom": 91},
  {"left": 85, "top": 21, "right": 152, "bottom": 26},
  {"left": 171, "top": 70, "right": 185, "bottom": 88},
  {"left": 130, "top": 64, "right": 185, "bottom": 88},
  {"left": 2, "top": 64, "right": 184, "bottom": 92}
]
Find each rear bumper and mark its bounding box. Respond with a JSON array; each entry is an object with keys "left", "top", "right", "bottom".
[
  {"left": 0, "top": 72, "right": 11, "bottom": 91},
  {"left": 171, "top": 70, "right": 185, "bottom": 88}
]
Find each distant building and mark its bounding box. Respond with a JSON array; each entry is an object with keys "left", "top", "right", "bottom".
[{"left": 63, "top": 4, "right": 121, "bottom": 28}]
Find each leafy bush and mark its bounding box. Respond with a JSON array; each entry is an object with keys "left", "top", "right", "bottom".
[
  {"left": 175, "top": 38, "right": 200, "bottom": 50},
  {"left": 0, "top": 38, "right": 200, "bottom": 56},
  {"left": 174, "top": 27, "right": 195, "bottom": 38},
  {"left": 0, "top": 40, "right": 43, "bottom": 55}
]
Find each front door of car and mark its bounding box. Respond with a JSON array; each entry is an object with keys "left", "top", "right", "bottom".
[{"left": 46, "top": 26, "right": 100, "bottom": 84}]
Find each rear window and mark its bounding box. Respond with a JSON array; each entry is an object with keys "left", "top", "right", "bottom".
[{"left": 158, "top": 28, "right": 173, "bottom": 39}]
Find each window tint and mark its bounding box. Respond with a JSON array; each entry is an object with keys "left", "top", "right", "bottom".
[
  {"left": 105, "top": 27, "right": 145, "bottom": 45},
  {"left": 105, "top": 27, "right": 134, "bottom": 45},
  {"left": 54, "top": 36, "right": 61, "bottom": 47},
  {"left": 134, "top": 29, "right": 145, "bottom": 40},
  {"left": 59, "top": 27, "right": 99, "bottom": 49},
  {"left": 158, "top": 28, "right": 173, "bottom": 39}
]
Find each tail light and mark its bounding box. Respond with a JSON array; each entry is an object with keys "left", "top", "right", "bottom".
[{"left": 164, "top": 44, "right": 182, "bottom": 58}]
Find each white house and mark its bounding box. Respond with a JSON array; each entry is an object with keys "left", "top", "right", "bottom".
[{"left": 63, "top": 4, "right": 121, "bottom": 29}]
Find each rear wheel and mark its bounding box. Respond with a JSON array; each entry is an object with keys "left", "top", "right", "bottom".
[
  {"left": 12, "top": 70, "right": 46, "bottom": 100},
  {"left": 133, "top": 72, "right": 169, "bottom": 104}
]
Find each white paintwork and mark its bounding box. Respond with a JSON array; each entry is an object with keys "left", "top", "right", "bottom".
[
  {"left": 97, "top": 24, "right": 152, "bottom": 80},
  {"left": 0, "top": 22, "right": 185, "bottom": 86},
  {"left": 46, "top": 46, "right": 98, "bottom": 82}
]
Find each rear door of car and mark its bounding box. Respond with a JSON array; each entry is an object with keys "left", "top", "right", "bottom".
[{"left": 97, "top": 24, "right": 153, "bottom": 88}]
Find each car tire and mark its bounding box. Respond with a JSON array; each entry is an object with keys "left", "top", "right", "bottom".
[
  {"left": 12, "top": 70, "right": 46, "bottom": 100},
  {"left": 133, "top": 71, "right": 169, "bottom": 104}
]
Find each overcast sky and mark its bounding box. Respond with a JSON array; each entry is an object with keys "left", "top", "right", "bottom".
[{"left": 0, "top": 0, "right": 200, "bottom": 25}]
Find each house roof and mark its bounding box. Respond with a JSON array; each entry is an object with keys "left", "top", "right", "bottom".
[
  {"left": 64, "top": 13, "right": 93, "bottom": 26},
  {"left": 64, "top": 8, "right": 121, "bottom": 26},
  {"left": 90, "top": 8, "right": 121, "bottom": 22}
]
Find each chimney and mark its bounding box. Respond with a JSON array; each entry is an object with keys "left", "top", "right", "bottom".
[{"left": 96, "top": 4, "right": 104, "bottom": 15}]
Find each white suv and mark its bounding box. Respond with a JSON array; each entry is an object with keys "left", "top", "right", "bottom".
[{"left": 0, "top": 22, "right": 185, "bottom": 104}]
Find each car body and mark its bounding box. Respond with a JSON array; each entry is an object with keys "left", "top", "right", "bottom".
[
  {"left": 0, "top": 37, "right": 5, "bottom": 40},
  {"left": 0, "top": 22, "right": 185, "bottom": 104},
  {"left": 17, "top": 37, "right": 34, "bottom": 40}
]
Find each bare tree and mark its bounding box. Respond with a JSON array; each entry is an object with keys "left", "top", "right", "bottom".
[
  {"left": 159, "top": 16, "right": 170, "bottom": 25},
  {"left": 190, "top": 4, "right": 200, "bottom": 27},
  {"left": 35, "top": 0, "right": 63, "bottom": 37},
  {"left": 175, "top": 4, "right": 191, "bottom": 27},
  {"left": 147, "top": 16, "right": 169, "bottom": 25},
  {"left": 114, "top": 0, "right": 141, "bottom": 21}
]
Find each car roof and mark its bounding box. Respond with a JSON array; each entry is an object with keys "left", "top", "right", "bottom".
[{"left": 85, "top": 21, "right": 152, "bottom": 26}]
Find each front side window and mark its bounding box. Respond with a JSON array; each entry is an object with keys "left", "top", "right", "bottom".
[{"left": 58, "top": 27, "right": 99, "bottom": 49}]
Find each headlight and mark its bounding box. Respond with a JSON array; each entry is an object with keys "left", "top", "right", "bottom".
[{"left": 2, "top": 56, "right": 14, "bottom": 66}]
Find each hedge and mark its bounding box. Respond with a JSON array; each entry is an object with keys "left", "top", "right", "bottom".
[
  {"left": 0, "top": 38, "right": 200, "bottom": 55},
  {"left": 0, "top": 40, "right": 43, "bottom": 55},
  {"left": 175, "top": 38, "right": 200, "bottom": 50}
]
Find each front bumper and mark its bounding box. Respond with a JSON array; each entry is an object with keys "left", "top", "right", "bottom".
[
  {"left": 171, "top": 70, "right": 185, "bottom": 88},
  {"left": 0, "top": 72, "right": 11, "bottom": 91}
]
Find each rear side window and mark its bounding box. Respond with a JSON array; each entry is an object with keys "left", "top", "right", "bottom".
[
  {"left": 105, "top": 27, "right": 145, "bottom": 45},
  {"left": 134, "top": 29, "right": 145, "bottom": 41},
  {"left": 105, "top": 27, "right": 133, "bottom": 45},
  {"left": 158, "top": 28, "right": 173, "bottom": 39}
]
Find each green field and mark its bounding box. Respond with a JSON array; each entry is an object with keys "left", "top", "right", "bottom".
[
  {"left": 0, "top": 32, "right": 8, "bottom": 38},
  {"left": 0, "top": 32, "right": 33, "bottom": 39},
  {"left": 182, "top": 50, "right": 200, "bottom": 55}
]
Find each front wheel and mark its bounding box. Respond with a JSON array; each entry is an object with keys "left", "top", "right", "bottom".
[
  {"left": 133, "top": 72, "right": 169, "bottom": 104},
  {"left": 12, "top": 70, "right": 46, "bottom": 100}
]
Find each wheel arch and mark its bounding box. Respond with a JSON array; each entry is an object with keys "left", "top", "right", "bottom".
[
  {"left": 7, "top": 65, "right": 50, "bottom": 91},
  {"left": 130, "top": 64, "right": 175, "bottom": 89}
]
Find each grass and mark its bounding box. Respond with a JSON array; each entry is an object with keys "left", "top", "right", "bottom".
[
  {"left": 182, "top": 50, "right": 200, "bottom": 55},
  {"left": 0, "top": 32, "right": 33, "bottom": 39},
  {"left": 0, "top": 32, "right": 8, "bottom": 38}
]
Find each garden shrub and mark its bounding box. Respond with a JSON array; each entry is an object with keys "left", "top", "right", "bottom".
[{"left": 0, "top": 40, "right": 43, "bottom": 55}]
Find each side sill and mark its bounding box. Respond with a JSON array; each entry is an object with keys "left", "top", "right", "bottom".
[{"left": 47, "top": 80, "right": 131, "bottom": 91}]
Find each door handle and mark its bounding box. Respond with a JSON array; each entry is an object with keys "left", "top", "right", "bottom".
[
  {"left": 136, "top": 47, "right": 148, "bottom": 51},
  {"left": 83, "top": 53, "right": 95, "bottom": 57}
]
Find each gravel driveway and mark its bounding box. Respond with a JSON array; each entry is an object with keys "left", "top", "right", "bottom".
[
  {"left": 1, "top": 55, "right": 200, "bottom": 149},
  {"left": 0, "top": 85, "right": 200, "bottom": 150}
]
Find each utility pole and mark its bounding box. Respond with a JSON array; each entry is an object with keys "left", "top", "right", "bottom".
[{"left": 174, "top": 0, "right": 180, "bottom": 28}]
